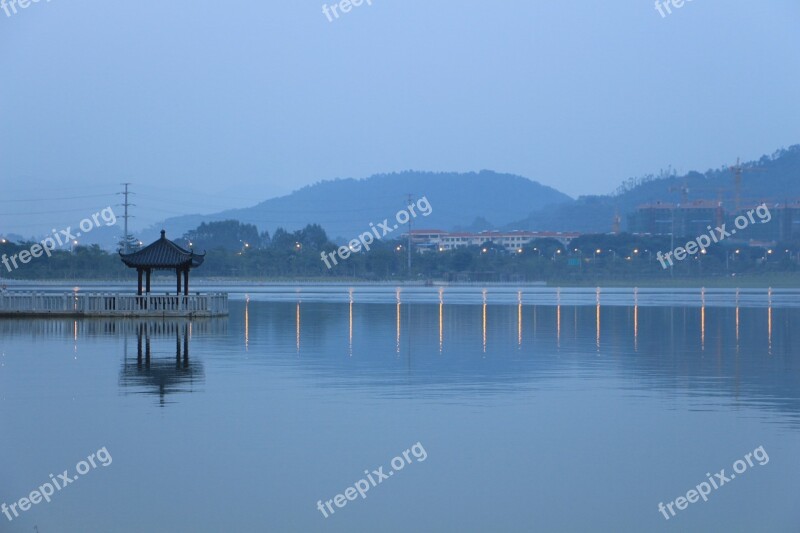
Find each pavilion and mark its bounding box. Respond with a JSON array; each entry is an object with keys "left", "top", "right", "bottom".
[{"left": 119, "top": 230, "right": 206, "bottom": 296}]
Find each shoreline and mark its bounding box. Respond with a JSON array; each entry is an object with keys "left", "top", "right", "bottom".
[{"left": 2, "top": 275, "right": 799, "bottom": 289}]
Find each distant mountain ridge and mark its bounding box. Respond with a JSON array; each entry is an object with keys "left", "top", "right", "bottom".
[
  {"left": 506, "top": 145, "right": 800, "bottom": 233},
  {"left": 143, "top": 145, "right": 800, "bottom": 242},
  {"left": 144, "top": 170, "right": 572, "bottom": 242}
]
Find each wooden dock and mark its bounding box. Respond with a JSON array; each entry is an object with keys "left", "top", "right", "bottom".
[{"left": 0, "top": 292, "right": 229, "bottom": 318}]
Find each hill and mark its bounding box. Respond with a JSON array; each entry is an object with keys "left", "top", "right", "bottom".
[
  {"left": 144, "top": 170, "right": 572, "bottom": 242},
  {"left": 507, "top": 145, "right": 800, "bottom": 232}
]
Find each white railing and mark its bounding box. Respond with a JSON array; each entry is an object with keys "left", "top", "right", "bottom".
[{"left": 0, "top": 292, "right": 228, "bottom": 316}]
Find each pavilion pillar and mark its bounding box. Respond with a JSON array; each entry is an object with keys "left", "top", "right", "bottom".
[
  {"left": 145, "top": 269, "right": 151, "bottom": 294},
  {"left": 176, "top": 268, "right": 182, "bottom": 295},
  {"left": 183, "top": 268, "right": 189, "bottom": 296},
  {"left": 137, "top": 269, "right": 143, "bottom": 296}
]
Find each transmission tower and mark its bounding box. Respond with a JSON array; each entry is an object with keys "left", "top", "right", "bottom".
[{"left": 118, "top": 183, "right": 135, "bottom": 253}]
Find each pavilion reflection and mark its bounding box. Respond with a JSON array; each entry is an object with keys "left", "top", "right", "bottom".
[{"left": 119, "top": 320, "right": 205, "bottom": 406}]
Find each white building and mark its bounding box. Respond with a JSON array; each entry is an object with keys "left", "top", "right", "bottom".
[{"left": 408, "top": 229, "right": 580, "bottom": 252}]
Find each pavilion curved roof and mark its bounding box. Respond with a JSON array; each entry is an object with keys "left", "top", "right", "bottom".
[{"left": 119, "top": 230, "right": 205, "bottom": 269}]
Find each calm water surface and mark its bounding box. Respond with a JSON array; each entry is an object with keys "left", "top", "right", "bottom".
[{"left": 1, "top": 284, "right": 799, "bottom": 532}]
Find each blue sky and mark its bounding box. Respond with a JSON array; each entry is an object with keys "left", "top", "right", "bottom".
[{"left": 1, "top": 0, "right": 799, "bottom": 235}]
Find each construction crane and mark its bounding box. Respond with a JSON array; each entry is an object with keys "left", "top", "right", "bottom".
[
  {"left": 729, "top": 158, "right": 766, "bottom": 212},
  {"left": 669, "top": 182, "right": 689, "bottom": 205}
]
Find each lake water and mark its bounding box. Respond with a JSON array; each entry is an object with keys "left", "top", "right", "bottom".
[{"left": 1, "top": 284, "right": 798, "bottom": 532}]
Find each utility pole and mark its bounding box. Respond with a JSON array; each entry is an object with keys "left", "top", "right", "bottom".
[
  {"left": 118, "top": 183, "right": 135, "bottom": 253},
  {"left": 406, "top": 194, "right": 413, "bottom": 273},
  {"left": 670, "top": 207, "right": 675, "bottom": 278}
]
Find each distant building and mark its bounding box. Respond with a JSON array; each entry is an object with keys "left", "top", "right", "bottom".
[
  {"left": 629, "top": 199, "right": 800, "bottom": 243},
  {"left": 778, "top": 201, "right": 800, "bottom": 241},
  {"left": 732, "top": 201, "right": 800, "bottom": 242},
  {"left": 680, "top": 200, "right": 723, "bottom": 237},
  {"left": 629, "top": 200, "right": 724, "bottom": 237},
  {"left": 409, "top": 229, "right": 580, "bottom": 252},
  {"left": 627, "top": 202, "right": 676, "bottom": 236}
]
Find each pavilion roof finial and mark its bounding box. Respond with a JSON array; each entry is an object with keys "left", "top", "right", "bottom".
[{"left": 160, "top": 229, "right": 166, "bottom": 239}]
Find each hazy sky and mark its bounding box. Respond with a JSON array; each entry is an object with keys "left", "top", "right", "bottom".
[{"left": 2, "top": 0, "right": 799, "bottom": 235}]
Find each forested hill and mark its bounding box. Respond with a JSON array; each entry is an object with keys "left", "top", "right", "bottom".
[
  {"left": 145, "top": 170, "right": 572, "bottom": 241},
  {"left": 507, "top": 145, "right": 800, "bottom": 233}
]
